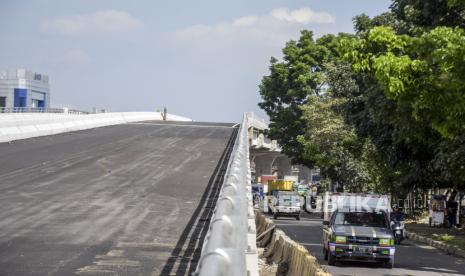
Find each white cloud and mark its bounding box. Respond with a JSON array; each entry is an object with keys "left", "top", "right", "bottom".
[
  {"left": 232, "top": 16, "right": 259, "bottom": 27},
  {"left": 40, "top": 10, "right": 144, "bottom": 36},
  {"left": 270, "top": 8, "right": 334, "bottom": 24},
  {"left": 170, "top": 6, "right": 337, "bottom": 83},
  {"left": 174, "top": 7, "right": 335, "bottom": 43}
]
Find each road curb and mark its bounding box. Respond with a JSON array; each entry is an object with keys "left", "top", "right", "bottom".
[{"left": 405, "top": 231, "right": 465, "bottom": 259}]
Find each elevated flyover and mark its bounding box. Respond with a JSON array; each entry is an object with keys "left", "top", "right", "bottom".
[{"left": 0, "top": 121, "right": 237, "bottom": 276}]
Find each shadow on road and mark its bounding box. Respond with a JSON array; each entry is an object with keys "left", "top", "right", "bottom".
[{"left": 160, "top": 127, "right": 238, "bottom": 276}]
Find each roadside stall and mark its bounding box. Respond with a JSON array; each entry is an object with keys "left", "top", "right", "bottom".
[{"left": 429, "top": 194, "right": 447, "bottom": 227}]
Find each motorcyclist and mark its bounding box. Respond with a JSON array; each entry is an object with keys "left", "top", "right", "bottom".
[
  {"left": 390, "top": 205, "right": 406, "bottom": 244},
  {"left": 391, "top": 205, "right": 406, "bottom": 222}
]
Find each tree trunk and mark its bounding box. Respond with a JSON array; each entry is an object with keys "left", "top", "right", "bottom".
[
  {"left": 409, "top": 189, "right": 415, "bottom": 216},
  {"left": 460, "top": 191, "right": 464, "bottom": 226}
]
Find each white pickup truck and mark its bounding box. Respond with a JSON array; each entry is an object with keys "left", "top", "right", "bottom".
[
  {"left": 270, "top": 190, "right": 302, "bottom": 220},
  {"left": 321, "top": 192, "right": 395, "bottom": 268},
  {"left": 322, "top": 192, "right": 391, "bottom": 222}
]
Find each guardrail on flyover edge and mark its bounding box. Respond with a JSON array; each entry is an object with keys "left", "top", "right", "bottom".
[
  {"left": 195, "top": 113, "right": 259, "bottom": 276},
  {"left": 0, "top": 107, "right": 89, "bottom": 114}
]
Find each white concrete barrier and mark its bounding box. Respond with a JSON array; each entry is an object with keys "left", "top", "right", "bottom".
[{"left": 0, "top": 112, "right": 192, "bottom": 143}]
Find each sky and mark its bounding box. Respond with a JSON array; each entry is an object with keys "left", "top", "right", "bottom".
[{"left": 0, "top": 0, "right": 391, "bottom": 122}]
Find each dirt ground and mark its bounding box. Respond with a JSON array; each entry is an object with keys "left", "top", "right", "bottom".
[{"left": 258, "top": 248, "right": 278, "bottom": 276}]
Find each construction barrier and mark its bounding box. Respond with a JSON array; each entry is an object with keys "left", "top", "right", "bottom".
[{"left": 255, "top": 211, "right": 331, "bottom": 276}]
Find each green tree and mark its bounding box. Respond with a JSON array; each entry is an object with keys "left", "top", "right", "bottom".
[
  {"left": 342, "top": 26, "right": 465, "bottom": 138},
  {"left": 354, "top": 1, "right": 465, "bottom": 36},
  {"left": 390, "top": 0, "right": 465, "bottom": 33},
  {"left": 339, "top": 1, "right": 465, "bottom": 192},
  {"left": 258, "top": 30, "right": 332, "bottom": 166},
  {"left": 298, "top": 94, "right": 378, "bottom": 192},
  {"left": 258, "top": 0, "right": 465, "bottom": 193}
]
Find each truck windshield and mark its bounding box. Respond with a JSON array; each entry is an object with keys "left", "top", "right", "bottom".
[{"left": 334, "top": 212, "right": 387, "bottom": 228}]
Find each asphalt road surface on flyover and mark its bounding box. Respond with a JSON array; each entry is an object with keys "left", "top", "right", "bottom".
[
  {"left": 0, "top": 121, "right": 237, "bottom": 276},
  {"left": 271, "top": 212, "right": 465, "bottom": 276}
]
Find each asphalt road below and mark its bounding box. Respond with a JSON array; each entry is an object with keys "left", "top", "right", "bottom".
[
  {"left": 0, "top": 121, "right": 236, "bottom": 276},
  {"left": 270, "top": 212, "right": 465, "bottom": 276}
]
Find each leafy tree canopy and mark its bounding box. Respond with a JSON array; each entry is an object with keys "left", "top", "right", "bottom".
[
  {"left": 258, "top": 31, "right": 351, "bottom": 166},
  {"left": 298, "top": 94, "right": 380, "bottom": 192},
  {"left": 342, "top": 26, "right": 465, "bottom": 137},
  {"left": 258, "top": 0, "right": 465, "bottom": 192}
]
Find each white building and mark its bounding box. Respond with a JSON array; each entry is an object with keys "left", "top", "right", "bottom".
[
  {"left": 0, "top": 69, "right": 50, "bottom": 109},
  {"left": 246, "top": 112, "right": 313, "bottom": 183}
]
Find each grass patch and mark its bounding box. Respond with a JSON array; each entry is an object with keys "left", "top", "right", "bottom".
[
  {"left": 432, "top": 233, "right": 455, "bottom": 242},
  {"left": 430, "top": 233, "right": 465, "bottom": 251},
  {"left": 406, "top": 223, "right": 465, "bottom": 251}
]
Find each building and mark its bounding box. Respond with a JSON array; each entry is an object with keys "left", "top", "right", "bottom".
[
  {"left": 246, "top": 112, "right": 313, "bottom": 184},
  {"left": 0, "top": 69, "right": 50, "bottom": 109}
]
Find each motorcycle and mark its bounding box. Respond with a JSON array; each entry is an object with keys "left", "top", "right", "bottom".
[{"left": 390, "top": 218, "right": 405, "bottom": 244}]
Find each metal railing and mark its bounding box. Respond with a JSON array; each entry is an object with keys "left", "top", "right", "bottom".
[
  {"left": 67, "top": 108, "right": 90, "bottom": 115},
  {"left": 195, "top": 113, "right": 258, "bottom": 276},
  {"left": 0, "top": 107, "right": 89, "bottom": 114}
]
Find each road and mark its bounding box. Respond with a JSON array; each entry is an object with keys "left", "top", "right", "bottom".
[
  {"left": 0, "top": 121, "right": 237, "bottom": 276},
  {"left": 270, "top": 212, "right": 465, "bottom": 276}
]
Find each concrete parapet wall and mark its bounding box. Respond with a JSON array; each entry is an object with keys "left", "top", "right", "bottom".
[
  {"left": 255, "top": 211, "right": 331, "bottom": 276},
  {"left": 195, "top": 114, "right": 259, "bottom": 276},
  {"left": 0, "top": 112, "right": 192, "bottom": 143}
]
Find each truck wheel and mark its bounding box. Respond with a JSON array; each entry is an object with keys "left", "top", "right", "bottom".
[
  {"left": 384, "top": 258, "right": 394, "bottom": 269},
  {"left": 327, "top": 249, "right": 336, "bottom": 265}
]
